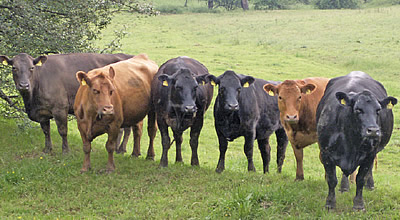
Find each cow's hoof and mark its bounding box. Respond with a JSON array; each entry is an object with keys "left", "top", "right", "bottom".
[
  {"left": 277, "top": 167, "right": 282, "bottom": 173},
  {"left": 80, "top": 168, "right": 89, "bottom": 174},
  {"left": 115, "top": 149, "right": 126, "bottom": 154},
  {"left": 352, "top": 205, "right": 365, "bottom": 211},
  {"left": 145, "top": 155, "right": 155, "bottom": 161},
  {"left": 325, "top": 204, "right": 335, "bottom": 210},
  {"left": 43, "top": 147, "right": 52, "bottom": 154},
  {"left": 295, "top": 176, "right": 304, "bottom": 181},
  {"left": 339, "top": 187, "right": 349, "bottom": 193},
  {"left": 216, "top": 168, "right": 224, "bottom": 174},
  {"left": 159, "top": 161, "right": 168, "bottom": 168}
]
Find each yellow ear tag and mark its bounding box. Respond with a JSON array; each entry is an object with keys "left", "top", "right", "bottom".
[
  {"left": 243, "top": 82, "right": 249, "bottom": 88},
  {"left": 340, "top": 99, "right": 346, "bottom": 105},
  {"left": 268, "top": 91, "right": 274, "bottom": 96},
  {"left": 387, "top": 101, "right": 393, "bottom": 110},
  {"left": 36, "top": 60, "right": 42, "bottom": 66},
  {"left": 211, "top": 80, "right": 216, "bottom": 86},
  {"left": 162, "top": 80, "right": 168, "bottom": 87},
  {"left": 81, "top": 79, "right": 87, "bottom": 86},
  {"left": 202, "top": 81, "right": 205, "bottom": 85},
  {"left": 2, "top": 60, "right": 8, "bottom": 65},
  {"left": 306, "top": 89, "right": 311, "bottom": 94}
]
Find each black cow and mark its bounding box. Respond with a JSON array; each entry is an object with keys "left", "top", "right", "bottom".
[
  {"left": 0, "top": 53, "right": 133, "bottom": 154},
  {"left": 316, "top": 71, "right": 397, "bottom": 210},
  {"left": 207, "top": 71, "right": 288, "bottom": 174},
  {"left": 151, "top": 56, "right": 213, "bottom": 167}
]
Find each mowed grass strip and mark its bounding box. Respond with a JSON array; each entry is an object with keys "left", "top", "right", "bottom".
[{"left": 1, "top": 7, "right": 400, "bottom": 219}]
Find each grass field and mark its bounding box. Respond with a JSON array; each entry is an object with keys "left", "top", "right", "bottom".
[{"left": 1, "top": 5, "right": 400, "bottom": 219}]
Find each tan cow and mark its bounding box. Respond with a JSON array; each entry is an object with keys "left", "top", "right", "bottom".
[
  {"left": 74, "top": 54, "right": 158, "bottom": 173},
  {"left": 264, "top": 77, "right": 330, "bottom": 181}
]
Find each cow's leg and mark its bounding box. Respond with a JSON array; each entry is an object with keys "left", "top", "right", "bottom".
[
  {"left": 364, "top": 163, "right": 375, "bottom": 190},
  {"left": 40, "top": 120, "right": 53, "bottom": 153},
  {"left": 105, "top": 131, "right": 118, "bottom": 173},
  {"left": 158, "top": 118, "right": 171, "bottom": 167},
  {"left": 322, "top": 155, "right": 337, "bottom": 210},
  {"left": 353, "top": 157, "right": 374, "bottom": 211},
  {"left": 132, "top": 121, "right": 143, "bottom": 158},
  {"left": 174, "top": 132, "right": 183, "bottom": 163},
  {"left": 244, "top": 132, "right": 256, "bottom": 172},
  {"left": 189, "top": 116, "right": 204, "bottom": 166},
  {"left": 53, "top": 112, "right": 69, "bottom": 154},
  {"left": 292, "top": 146, "right": 304, "bottom": 181},
  {"left": 79, "top": 129, "right": 92, "bottom": 173},
  {"left": 257, "top": 138, "right": 271, "bottom": 174},
  {"left": 216, "top": 129, "right": 228, "bottom": 173},
  {"left": 340, "top": 172, "right": 350, "bottom": 192},
  {"left": 146, "top": 108, "right": 157, "bottom": 160},
  {"left": 275, "top": 127, "right": 288, "bottom": 173},
  {"left": 116, "top": 127, "right": 130, "bottom": 154}
]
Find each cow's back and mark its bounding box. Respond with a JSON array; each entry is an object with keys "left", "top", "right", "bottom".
[
  {"left": 35, "top": 53, "right": 133, "bottom": 114},
  {"left": 94, "top": 54, "right": 158, "bottom": 127}
]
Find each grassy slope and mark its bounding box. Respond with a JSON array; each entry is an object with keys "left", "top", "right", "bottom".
[{"left": 1, "top": 6, "right": 400, "bottom": 219}]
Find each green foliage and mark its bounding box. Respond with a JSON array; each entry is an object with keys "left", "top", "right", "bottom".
[
  {"left": 0, "top": 0, "right": 157, "bottom": 121},
  {"left": 314, "top": 0, "right": 360, "bottom": 9},
  {"left": 254, "top": 0, "right": 309, "bottom": 9}
]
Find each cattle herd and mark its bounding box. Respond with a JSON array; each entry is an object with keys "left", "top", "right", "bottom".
[{"left": 0, "top": 53, "right": 398, "bottom": 211}]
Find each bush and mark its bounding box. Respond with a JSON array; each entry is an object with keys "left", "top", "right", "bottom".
[
  {"left": 254, "top": 0, "right": 309, "bottom": 10},
  {"left": 314, "top": 0, "right": 360, "bottom": 9}
]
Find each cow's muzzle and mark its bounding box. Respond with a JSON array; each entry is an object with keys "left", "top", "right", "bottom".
[
  {"left": 225, "top": 103, "right": 239, "bottom": 111},
  {"left": 184, "top": 105, "right": 197, "bottom": 114},
  {"left": 101, "top": 105, "right": 114, "bottom": 115},
  {"left": 18, "top": 82, "right": 30, "bottom": 91},
  {"left": 285, "top": 114, "right": 299, "bottom": 124},
  {"left": 365, "top": 127, "right": 380, "bottom": 137}
]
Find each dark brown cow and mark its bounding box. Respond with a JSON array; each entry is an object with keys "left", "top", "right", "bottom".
[
  {"left": 264, "top": 77, "right": 330, "bottom": 180},
  {"left": 74, "top": 54, "right": 158, "bottom": 172},
  {"left": 0, "top": 53, "right": 133, "bottom": 154}
]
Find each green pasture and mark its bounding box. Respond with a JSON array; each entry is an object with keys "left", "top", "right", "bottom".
[{"left": 1, "top": 5, "right": 400, "bottom": 219}]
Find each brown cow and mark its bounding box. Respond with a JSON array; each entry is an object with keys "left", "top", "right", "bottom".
[
  {"left": 264, "top": 77, "right": 329, "bottom": 181},
  {"left": 74, "top": 54, "right": 158, "bottom": 172}
]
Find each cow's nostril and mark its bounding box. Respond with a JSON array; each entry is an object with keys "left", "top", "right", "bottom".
[{"left": 185, "top": 105, "right": 196, "bottom": 113}]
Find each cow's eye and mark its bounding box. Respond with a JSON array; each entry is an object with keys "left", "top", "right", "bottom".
[
  {"left": 93, "top": 89, "right": 100, "bottom": 94},
  {"left": 278, "top": 96, "right": 282, "bottom": 100},
  {"left": 176, "top": 86, "right": 182, "bottom": 91},
  {"left": 237, "top": 88, "right": 241, "bottom": 92},
  {"left": 110, "top": 90, "right": 113, "bottom": 96},
  {"left": 376, "top": 109, "right": 381, "bottom": 115},
  {"left": 355, "top": 109, "right": 363, "bottom": 114},
  {"left": 12, "top": 67, "right": 16, "bottom": 71},
  {"left": 298, "top": 96, "right": 302, "bottom": 100},
  {"left": 30, "top": 67, "right": 34, "bottom": 71}
]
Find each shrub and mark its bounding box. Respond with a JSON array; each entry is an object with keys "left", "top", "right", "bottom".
[{"left": 314, "top": 0, "right": 360, "bottom": 9}]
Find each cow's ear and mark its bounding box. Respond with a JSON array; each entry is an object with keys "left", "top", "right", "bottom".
[
  {"left": 263, "top": 84, "right": 278, "bottom": 96},
  {"left": 33, "top": 55, "right": 47, "bottom": 66},
  {"left": 158, "top": 74, "right": 172, "bottom": 87},
  {"left": 206, "top": 74, "right": 219, "bottom": 86},
  {"left": 196, "top": 75, "right": 207, "bottom": 86},
  {"left": 380, "top": 96, "right": 397, "bottom": 110},
  {"left": 0, "top": 55, "right": 12, "bottom": 66},
  {"left": 240, "top": 76, "right": 255, "bottom": 88},
  {"left": 300, "top": 83, "right": 316, "bottom": 95},
  {"left": 335, "top": 92, "right": 350, "bottom": 106},
  {"left": 109, "top": 67, "right": 116, "bottom": 79},
  {"left": 76, "top": 71, "right": 92, "bottom": 87}
]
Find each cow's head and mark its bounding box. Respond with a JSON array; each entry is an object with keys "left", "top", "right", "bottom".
[
  {"left": 158, "top": 68, "right": 206, "bottom": 115},
  {"left": 0, "top": 53, "right": 47, "bottom": 94},
  {"left": 264, "top": 80, "right": 316, "bottom": 124},
  {"left": 76, "top": 67, "right": 117, "bottom": 118},
  {"left": 207, "top": 70, "right": 254, "bottom": 112},
  {"left": 336, "top": 90, "right": 397, "bottom": 139}
]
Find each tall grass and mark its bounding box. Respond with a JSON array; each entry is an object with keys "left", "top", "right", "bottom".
[{"left": 1, "top": 6, "right": 400, "bottom": 219}]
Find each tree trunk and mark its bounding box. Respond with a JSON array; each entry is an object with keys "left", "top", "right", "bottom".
[
  {"left": 184, "top": 0, "right": 188, "bottom": 7},
  {"left": 241, "top": 0, "right": 249, "bottom": 10},
  {"left": 208, "top": 0, "right": 213, "bottom": 9}
]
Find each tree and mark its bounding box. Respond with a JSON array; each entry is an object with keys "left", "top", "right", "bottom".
[
  {"left": 205, "top": 0, "right": 248, "bottom": 10},
  {"left": 241, "top": 0, "right": 249, "bottom": 10},
  {"left": 0, "top": 0, "right": 157, "bottom": 119}
]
